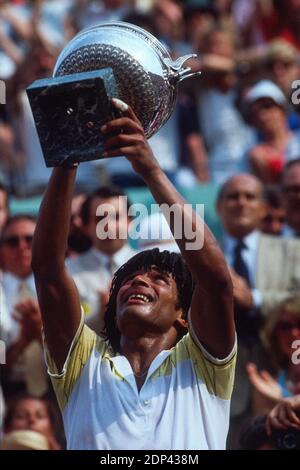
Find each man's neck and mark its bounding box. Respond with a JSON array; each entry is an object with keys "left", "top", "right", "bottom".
[{"left": 120, "top": 333, "right": 175, "bottom": 375}]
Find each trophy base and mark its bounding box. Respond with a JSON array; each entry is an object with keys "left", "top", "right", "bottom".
[{"left": 26, "top": 68, "right": 120, "bottom": 167}]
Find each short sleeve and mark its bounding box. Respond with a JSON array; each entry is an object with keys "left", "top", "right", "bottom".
[
  {"left": 172, "top": 330, "right": 237, "bottom": 401},
  {"left": 44, "top": 317, "right": 103, "bottom": 410}
]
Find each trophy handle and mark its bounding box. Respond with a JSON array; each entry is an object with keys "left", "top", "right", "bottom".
[{"left": 164, "top": 54, "right": 202, "bottom": 84}]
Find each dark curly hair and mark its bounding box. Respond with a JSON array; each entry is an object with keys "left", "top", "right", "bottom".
[{"left": 103, "top": 248, "right": 194, "bottom": 352}]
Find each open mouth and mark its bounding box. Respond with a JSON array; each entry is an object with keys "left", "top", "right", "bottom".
[{"left": 126, "top": 293, "right": 153, "bottom": 304}]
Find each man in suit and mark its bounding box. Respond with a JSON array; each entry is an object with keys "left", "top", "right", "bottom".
[
  {"left": 67, "top": 186, "right": 136, "bottom": 333},
  {"left": 217, "top": 173, "right": 300, "bottom": 447}
]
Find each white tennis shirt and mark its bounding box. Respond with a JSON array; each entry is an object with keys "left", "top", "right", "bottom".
[{"left": 45, "top": 315, "right": 236, "bottom": 450}]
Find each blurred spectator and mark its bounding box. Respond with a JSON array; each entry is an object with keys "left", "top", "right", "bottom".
[
  {"left": 281, "top": 159, "right": 300, "bottom": 237},
  {"left": 261, "top": 185, "right": 285, "bottom": 236},
  {"left": 67, "top": 192, "right": 91, "bottom": 258},
  {"left": 0, "top": 215, "right": 48, "bottom": 397},
  {"left": 245, "top": 80, "right": 300, "bottom": 183},
  {"left": 217, "top": 172, "right": 300, "bottom": 447},
  {"left": 192, "top": 25, "right": 256, "bottom": 183},
  {"left": 0, "top": 430, "right": 50, "bottom": 450},
  {"left": 2, "top": 394, "right": 62, "bottom": 450},
  {"left": 183, "top": 0, "right": 215, "bottom": 52},
  {"left": 217, "top": 174, "right": 266, "bottom": 344},
  {"left": 0, "top": 183, "right": 9, "bottom": 237},
  {"left": 67, "top": 186, "right": 136, "bottom": 333},
  {"left": 152, "top": 0, "right": 188, "bottom": 56},
  {"left": 0, "top": 107, "right": 23, "bottom": 190},
  {"left": 278, "top": 0, "right": 300, "bottom": 52},
  {"left": 264, "top": 40, "right": 300, "bottom": 100},
  {"left": 247, "top": 296, "right": 300, "bottom": 414},
  {"left": 69, "top": 0, "right": 132, "bottom": 31}
]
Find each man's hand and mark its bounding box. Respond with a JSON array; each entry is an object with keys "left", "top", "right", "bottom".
[
  {"left": 266, "top": 395, "right": 300, "bottom": 435},
  {"left": 13, "top": 299, "right": 42, "bottom": 345},
  {"left": 101, "top": 99, "right": 161, "bottom": 180},
  {"left": 247, "top": 362, "right": 282, "bottom": 403},
  {"left": 230, "top": 268, "right": 253, "bottom": 309}
]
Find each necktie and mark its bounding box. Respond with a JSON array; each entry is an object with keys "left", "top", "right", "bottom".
[
  {"left": 232, "top": 240, "right": 260, "bottom": 347},
  {"left": 18, "top": 280, "right": 33, "bottom": 301},
  {"left": 233, "top": 240, "right": 250, "bottom": 286}
]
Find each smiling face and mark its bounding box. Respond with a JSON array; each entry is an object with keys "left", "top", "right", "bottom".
[
  {"left": 116, "top": 266, "right": 184, "bottom": 339},
  {"left": 217, "top": 174, "right": 265, "bottom": 238}
]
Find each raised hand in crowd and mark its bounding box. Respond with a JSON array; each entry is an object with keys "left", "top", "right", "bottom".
[
  {"left": 247, "top": 362, "right": 282, "bottom": 412},
  {"left": 6, "top": 299, "right": 42, "bottom": 370},
  {"left": 13, "top": 298, "right": 43, "bottom": 345},
  {"left": 266, "top": 394, "right": 300, "bottom": 435}
]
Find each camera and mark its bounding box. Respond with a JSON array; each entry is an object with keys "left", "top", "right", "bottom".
[
  {"left": 274, "top": 428, "right": 300, "bottom": 450},
  {"left": 240, "top": 415, "right": 300, "bottom": 450}
]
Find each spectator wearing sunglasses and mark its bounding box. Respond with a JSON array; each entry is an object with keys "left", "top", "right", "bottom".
[
  {"left": 0, "top": 215, "right": 48, "bottom": 397},
  {"left": 247, "top": 296, "right": 300, "bottom": 415}
]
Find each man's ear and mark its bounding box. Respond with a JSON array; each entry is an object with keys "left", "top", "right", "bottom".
[{"left": 175, "top": 314, "right": 188, "bottom": 330}]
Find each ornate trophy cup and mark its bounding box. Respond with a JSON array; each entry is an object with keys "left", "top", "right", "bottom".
[{"left": 27, "top": 22, "right": 200, "bottom": 167}]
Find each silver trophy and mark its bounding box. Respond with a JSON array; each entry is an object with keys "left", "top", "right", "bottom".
[{"left": 27, "top": 22, "right": 200, "bottom": 166}]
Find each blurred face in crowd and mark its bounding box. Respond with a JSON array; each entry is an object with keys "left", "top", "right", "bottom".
[
  {"left": 0, "top": 189, "right": 9, "bottom": 235},
  {"left": 205, "top": 30, "right": 234, "bottom": 57},
  {"left": 249, "top": 98, "right": 287, "bottom": 135},
  {"left": 275, "top": 310, "right": 300, "bottom": 364},
  {"left": 6, "top": 398, "right": 53, "bottom": 441},
  {"left": 260, "top": 204, "right": 285, "bottom": 236},
  {"left": 282, "top": 162, "right": 300, "bottom": 234},
  {"left": 85, "top": 196, "right": 129, "bottom": 256},
  {"left": 268, "top": 58, "right": 299, "bottom": 94},
  {"left": 0, "top": 218, "right": 35, "bottom": 278},
  {"left": 217, "top": 174, "right": 265, "bottom": 238}
]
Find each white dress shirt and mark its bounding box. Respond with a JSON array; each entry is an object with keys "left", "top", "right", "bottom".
[{"left": 1, "top": 272, "right": 36, "bottom": 346}]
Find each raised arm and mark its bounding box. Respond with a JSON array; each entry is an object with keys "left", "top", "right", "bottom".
[
  {"left": 102, "top": 100, "right": 235, "bottom": 358},
  {"left": 31, "top": 167, "right": 81, "bottom": 371}
]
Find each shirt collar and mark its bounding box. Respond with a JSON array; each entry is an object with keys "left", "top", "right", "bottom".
[
  {"left": 90, "top": 244, "right": 135, "bottom": 270},
  {"left": 281, "top": 224, "right": 297, "bottom": 238},
  {"left": 2, "top": 271, "right": 35, "bottom": 291},
  {"left": 223, "top": 230, "right": 261, "bottom": 254}
]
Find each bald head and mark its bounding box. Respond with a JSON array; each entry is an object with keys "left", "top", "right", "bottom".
[{"left": 217, "top": 174, "right": 265, "bottom": 238}]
